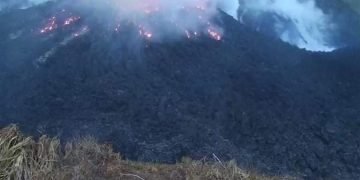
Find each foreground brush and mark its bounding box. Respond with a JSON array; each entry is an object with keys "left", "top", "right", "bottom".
[{"left": 0, "top": 125, "right": 291, "bottom": 180}]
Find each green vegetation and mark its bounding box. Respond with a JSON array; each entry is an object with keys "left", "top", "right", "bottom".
[{"left": 0, "top": 125, "right": 294, "bottom": 180}]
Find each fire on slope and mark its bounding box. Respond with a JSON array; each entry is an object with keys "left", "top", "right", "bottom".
[{"left": 37, "top": 0, "right": 223, "bottom": 41}]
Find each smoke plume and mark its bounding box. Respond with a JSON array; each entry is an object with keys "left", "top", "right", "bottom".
[
  {"left": 2, "top": 0, "right": 342, "bottom": 52},
  {"left": 1, "top": 0, "right": 239, "bottom": 41},
  {"left": 69, "top": 0, "right": 239, "bottom": 41},
  {"left": 238, "top": 0, "right": 336, "bottom": 52},
  {"left": 0, "top": 0, "right": 51, "bottom": 11}
]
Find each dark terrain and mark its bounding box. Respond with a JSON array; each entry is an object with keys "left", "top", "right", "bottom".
[{"left": 1, "top": 1, "right": 360, "bottom": 179}]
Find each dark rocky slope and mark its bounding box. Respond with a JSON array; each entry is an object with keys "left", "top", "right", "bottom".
[{"left": 1, "top": 3, "right": 360, "bottom": 179}]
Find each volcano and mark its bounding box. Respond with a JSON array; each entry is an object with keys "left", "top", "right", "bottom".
[{"left": 1, "top": 1, "right": 360, "bottom": 179}]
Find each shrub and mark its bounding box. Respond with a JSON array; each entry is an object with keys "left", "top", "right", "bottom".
[{"left": 0, "top": 125, "right": 291, "bottom": 180}]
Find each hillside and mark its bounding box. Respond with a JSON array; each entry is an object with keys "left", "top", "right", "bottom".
[{"left": 1, "top": 1, "right": 360, "bottom": 179}]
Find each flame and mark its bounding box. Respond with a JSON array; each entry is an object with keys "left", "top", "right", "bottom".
[
  {"left": 40, "top": 16, "right": 57, "bottom": 33},
  {"left": 207, "top": 28, "right": 222, "bottom": 41},
  {"left": 40, "top": 15, "right": 81, "bottom": 34},
  {"left": 38, "top": 0, "right": 223, "bottom": 42}
]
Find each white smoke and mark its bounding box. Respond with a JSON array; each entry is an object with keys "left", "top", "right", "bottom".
[
  {"left": 217, "top": 0, "right": 239, "bottom": 19},
  {"left": 0, "top": 0, "right": 52, "bottom": 11},
  {"left": 1, "top": 0, "right": 239, "bottom": 40},
  {"left": 1, "top": 0, "right": 238, "bottom": 18},
  {"left": 27, "top": 0, "right": 50, "bottom": 6},
  {"left": 75, "top": 0, "right": 239, "bottom": 19},
  {"left": 239, "top": 0, "right": 336, "bottom": 52},
  {"left": 1, "top": 0, "right": 338, "bottom": 52},
  {"left": 65, "top": 0, "right": 240, "bottom": 41}
]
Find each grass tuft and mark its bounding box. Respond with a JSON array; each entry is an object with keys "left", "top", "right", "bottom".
[{"left": 0, "top": 125, "right": 293, "bottom": 180}]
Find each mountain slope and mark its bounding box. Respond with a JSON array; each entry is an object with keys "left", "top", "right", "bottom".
[{"left": 0, "top": 2, "right": 360, "bottom": 179}]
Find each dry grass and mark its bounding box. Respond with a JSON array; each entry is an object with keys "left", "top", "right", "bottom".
[{"left": 0, "top": 125, "right": 293, "bottom": 180}]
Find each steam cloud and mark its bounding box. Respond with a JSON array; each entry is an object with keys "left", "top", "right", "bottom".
[{"left": 238, "top": 0, "right": 336, "bottom": 52}]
